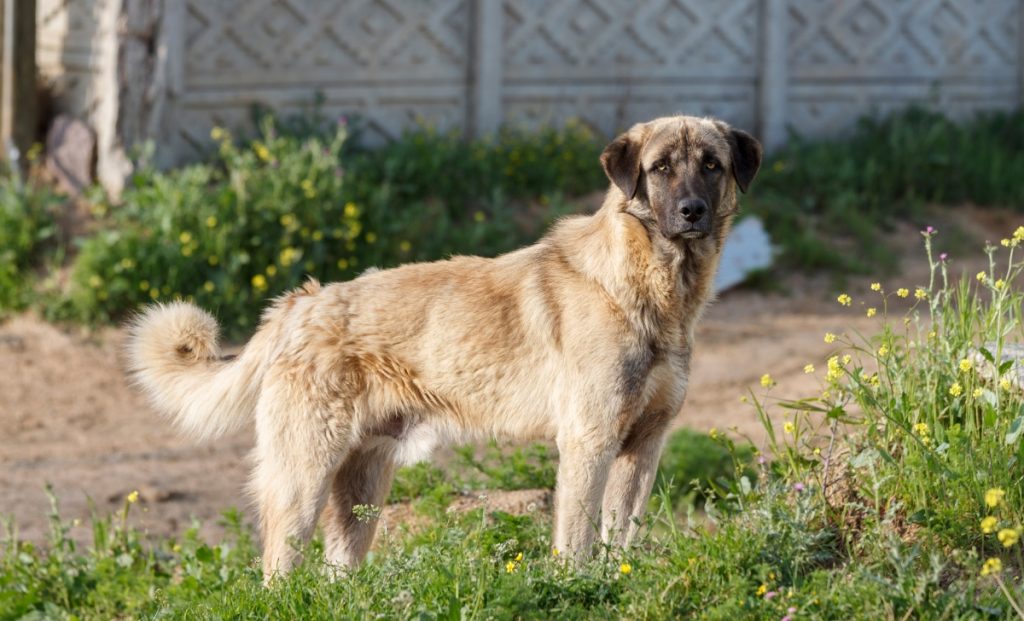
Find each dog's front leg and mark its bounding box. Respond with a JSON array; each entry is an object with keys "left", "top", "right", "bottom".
[
  {"left": 600, "top": 410, "right": 674, "bottom": 548},
  {"left": 552, "top": 432, "right": 619, "bottom": 562}
]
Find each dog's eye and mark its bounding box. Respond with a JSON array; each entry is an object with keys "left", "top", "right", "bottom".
[
  {"left": 704, "top": 160, "right": 718, "bottom": 171},
  {"left": 655, "top": 162, "right": 669, "bottom": 173}
]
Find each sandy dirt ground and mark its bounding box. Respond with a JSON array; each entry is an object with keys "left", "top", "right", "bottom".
[{"left": 0, "top": 207, "right": 1011, "bottom": 545}]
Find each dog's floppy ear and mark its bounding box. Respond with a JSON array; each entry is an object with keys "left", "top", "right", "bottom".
[
  {"left": 600, "top": 128, "right": 644, "bottom": 199},
  {"left": 725, "top": 127, "right": 762, "bottom": 193}
]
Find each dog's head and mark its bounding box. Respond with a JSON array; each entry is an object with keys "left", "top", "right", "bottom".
[{"left": 600, "top": 116, "right": 762, "bottom": 242}]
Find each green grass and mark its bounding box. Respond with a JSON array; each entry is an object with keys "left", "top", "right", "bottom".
[{"left": 9, "top": 231, "right": 1024, "bottom": 618}]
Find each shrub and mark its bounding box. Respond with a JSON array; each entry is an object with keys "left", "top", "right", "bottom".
[
  {"left": 752, "top": 225, "right": 1024, "bottom": 609},
  {"left": 748, "top": 107, "right": 1024, "bottom": 273},
  {"left": 66, "top": 119, "right": 601, "bottom": 337},
  {"left": 0, "top": 178, "right": 60, "bottom": 313}
]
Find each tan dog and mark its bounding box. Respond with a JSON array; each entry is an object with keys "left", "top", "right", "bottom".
[{"left": 126, "top": 115, "right": 762, "bottom": 582}]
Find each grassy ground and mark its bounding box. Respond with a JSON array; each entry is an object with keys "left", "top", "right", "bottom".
[
  {"left": 7, "top": 232, "right": 1024, "bottom": 618},
  {"left": 4, "top": 109, "right": 1024, "bottom": 618}
]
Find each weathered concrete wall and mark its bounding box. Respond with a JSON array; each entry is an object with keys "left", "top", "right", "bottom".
[{"left": 35, "top": 0, "right": 1024, "bottom": 187}]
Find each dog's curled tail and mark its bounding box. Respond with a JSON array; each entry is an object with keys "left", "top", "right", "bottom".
[{"left": 126, "top": 302, "right": 266, "bottom": 442}]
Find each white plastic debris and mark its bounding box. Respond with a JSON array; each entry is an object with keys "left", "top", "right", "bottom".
[{"left": 714, "top": 216, "right": 774, "bottom": 292}]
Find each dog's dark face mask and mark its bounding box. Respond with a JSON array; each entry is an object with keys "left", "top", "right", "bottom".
[{"left": 600, "top": 117, "right": 762, "bottom": 243}]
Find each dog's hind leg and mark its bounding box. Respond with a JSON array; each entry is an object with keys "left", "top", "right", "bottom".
[
  {"left": 600, "top": 409, "right": 674, "bottom": 548},
  {"left": 321, "top": 440, "right": 397, "bottom": 572},
  {"left": 251, "top": 387, "right": 347, "bottom": 584}
]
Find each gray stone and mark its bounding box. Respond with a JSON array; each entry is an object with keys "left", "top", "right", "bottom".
[{"left": 45, "top": 115, "right": 95, "bottom": 195}]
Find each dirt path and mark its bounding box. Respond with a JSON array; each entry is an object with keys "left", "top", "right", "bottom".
[{"left": 0, "top": 208, "right": 1007, "bottom": 544}]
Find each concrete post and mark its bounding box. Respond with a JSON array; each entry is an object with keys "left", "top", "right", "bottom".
[
  {"left": 1, "top": 0, "right": 36, "bottom": 166},
  {"left": 757, "top": 0, "right": 787, "bottom": 152},
  {"left": 470, "top": 0, "right": 503, "bottom": 137}
]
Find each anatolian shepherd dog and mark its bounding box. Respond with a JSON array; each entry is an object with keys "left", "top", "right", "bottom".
[{"left": 127, "top": 115, "right": 762, "bottom": 582}]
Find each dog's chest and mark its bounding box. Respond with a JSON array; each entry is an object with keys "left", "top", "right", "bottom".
[{"left": 618, "top": 337, "right": 689, "bottom": 405}]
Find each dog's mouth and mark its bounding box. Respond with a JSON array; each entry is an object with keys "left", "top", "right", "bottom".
[{"left": 679, "top": 230, "right": 708, "bottom": 240}]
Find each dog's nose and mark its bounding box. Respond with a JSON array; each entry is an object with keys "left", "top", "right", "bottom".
[{"left": 679, "top": 199, "right": 708, "bottom": 224}]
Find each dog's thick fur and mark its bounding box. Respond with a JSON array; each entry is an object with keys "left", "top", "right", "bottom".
[{"left": 126, "top": 115, "right": 762, "bottom": 581}]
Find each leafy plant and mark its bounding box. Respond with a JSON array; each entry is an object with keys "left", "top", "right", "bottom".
[{"left": 0, "top": 178, "right": 60, "bottom": 312}]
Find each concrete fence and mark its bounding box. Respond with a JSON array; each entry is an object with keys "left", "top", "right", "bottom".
[{"left": 36, "top": 0, "right": 1024, "bottom": 192}]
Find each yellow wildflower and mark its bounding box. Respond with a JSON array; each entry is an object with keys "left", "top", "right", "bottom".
[
  {"left": 959, "top": 358, "right": 973, "bottom": 373},
  {"left": 1001, "top": 238, "right": 1012, "bottom": 247},
  {"left": 877, "top": 345, "right": 889, "bottom": 357},
  {"left": 312, "top": 230, "right": 324, "bottom": 241},
  {"left": 949, "top": 382, "right": 962, "bottom": 397},
  {"left": 203, "top": 281, "right": 215, "bottom": 293},
  {"left": 505, "top": 561, "right": 516, "bottom": 573},
  {"left": 253, "top": 142, "right": 271, "bottom": 162},
  {"left": 266, "top": 265, "right": 278, "bottom": 277},
  {"left": 837, "top": 293, "right": 851, "bottom": 306},
  {"left": 301, "top": 179, "right": 316, "bottom": 199},
  {"left": 866, "top": 307, "right": 876, "bottom": 317},
  {"left": 126, "top": 490, "right": 139, "bottom": 504},
  {"left": 756, "top": 584, "right": 767, "bottom": 596},
  {"left": 977, "top": 271, "right": 988, "bottom": 283},
  {"left": 999, "top": 528, "right": 1019, "bottom": 547},
  {"left": 981, "top": 516, "right": 998, "bottom": 534},
  {"left": 179, "top": 231, "right": 192, "bottom": 245},
  {"left": 896, "top": 288, "right": 909, "bottom": 298},
  {"left": 399, "top": 240, "right": 412, "bottom": 253},
  {"left": 804, "top": 364, "right": 814, "bottom": 374},
  {"left": 981, "top": 557, "right": 1002, "bottom": 576},
  {"left": 619, "top": 563, "right": 632, "bottom": 575},
  {"left": 1014, "top": 226, "right": 1024, "bottom": 242},
  {"left": 344, "top": 202, "right": 360, "bottom": 218},
  {"left": 995, "top": 279, "right": 1006, "bottom": 290},
  {"left": 251, "top": 274, "right": 267, "bottom": 291},
  {"left": 914, "top": 288, "right": 927, "bottom": 300},
  {"left": 515, "top": 552, "right": 523, "bottom": 562},
  {"left": 120, "top": 258, "right": 135, "bottom": 269},
  {"left": 986, "top": 488, "right": 1006, "bottom": 508},
  {"left": 760, "top": 374, "right": 774, "bottom": 388},
  {"left": 826, "top": 355, "right": 842, "bottom": 381},
  {"left": 337, "top": 258, "right": 349, "bottom": 270},
  {"left": 88, "top": 274, "right": 102, "bottom": 288},
  {"left": 870, "top": 282, "right": 881, "bottom": 292},
  {"left": 973, "top": 387, "right": 984, "bottom": 398},
  {"left": 366, "top": 232, "right": 378, "bottom": 244},
  {"left": 913, "top": 422, "right": 929, "bottom": 435},
  {"left": 842, "top": 354, "right": 852, "bottom": 365},
  {"left": 181, "top": 246, "right": 193, "bottom": 257},
  {"left": 279, "top": 247, "right": 299, "bottom": 266},
  {"left": 1001, "top": 378, "right": 1013, "bottom": 391},
  {"left": 824, "top": 332, "right": 836, "bottom": 344},
  {"left": 709, "top": 428, "right": 719, "bottom": 440},
  {"left": 206, "top": 215, "right": 218, "bottom": 228},
  {"left": 783, "top": 421, "right": 795, "bottom": 434},
  {"left": 280, "top": 214, "right": 295, "bottom": 228},
  {"left": 552, "top": 548, "right": 560, "bottom": 557},
  {"left": 210, "top": 126, "right": 226, "bottom": 141}
]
